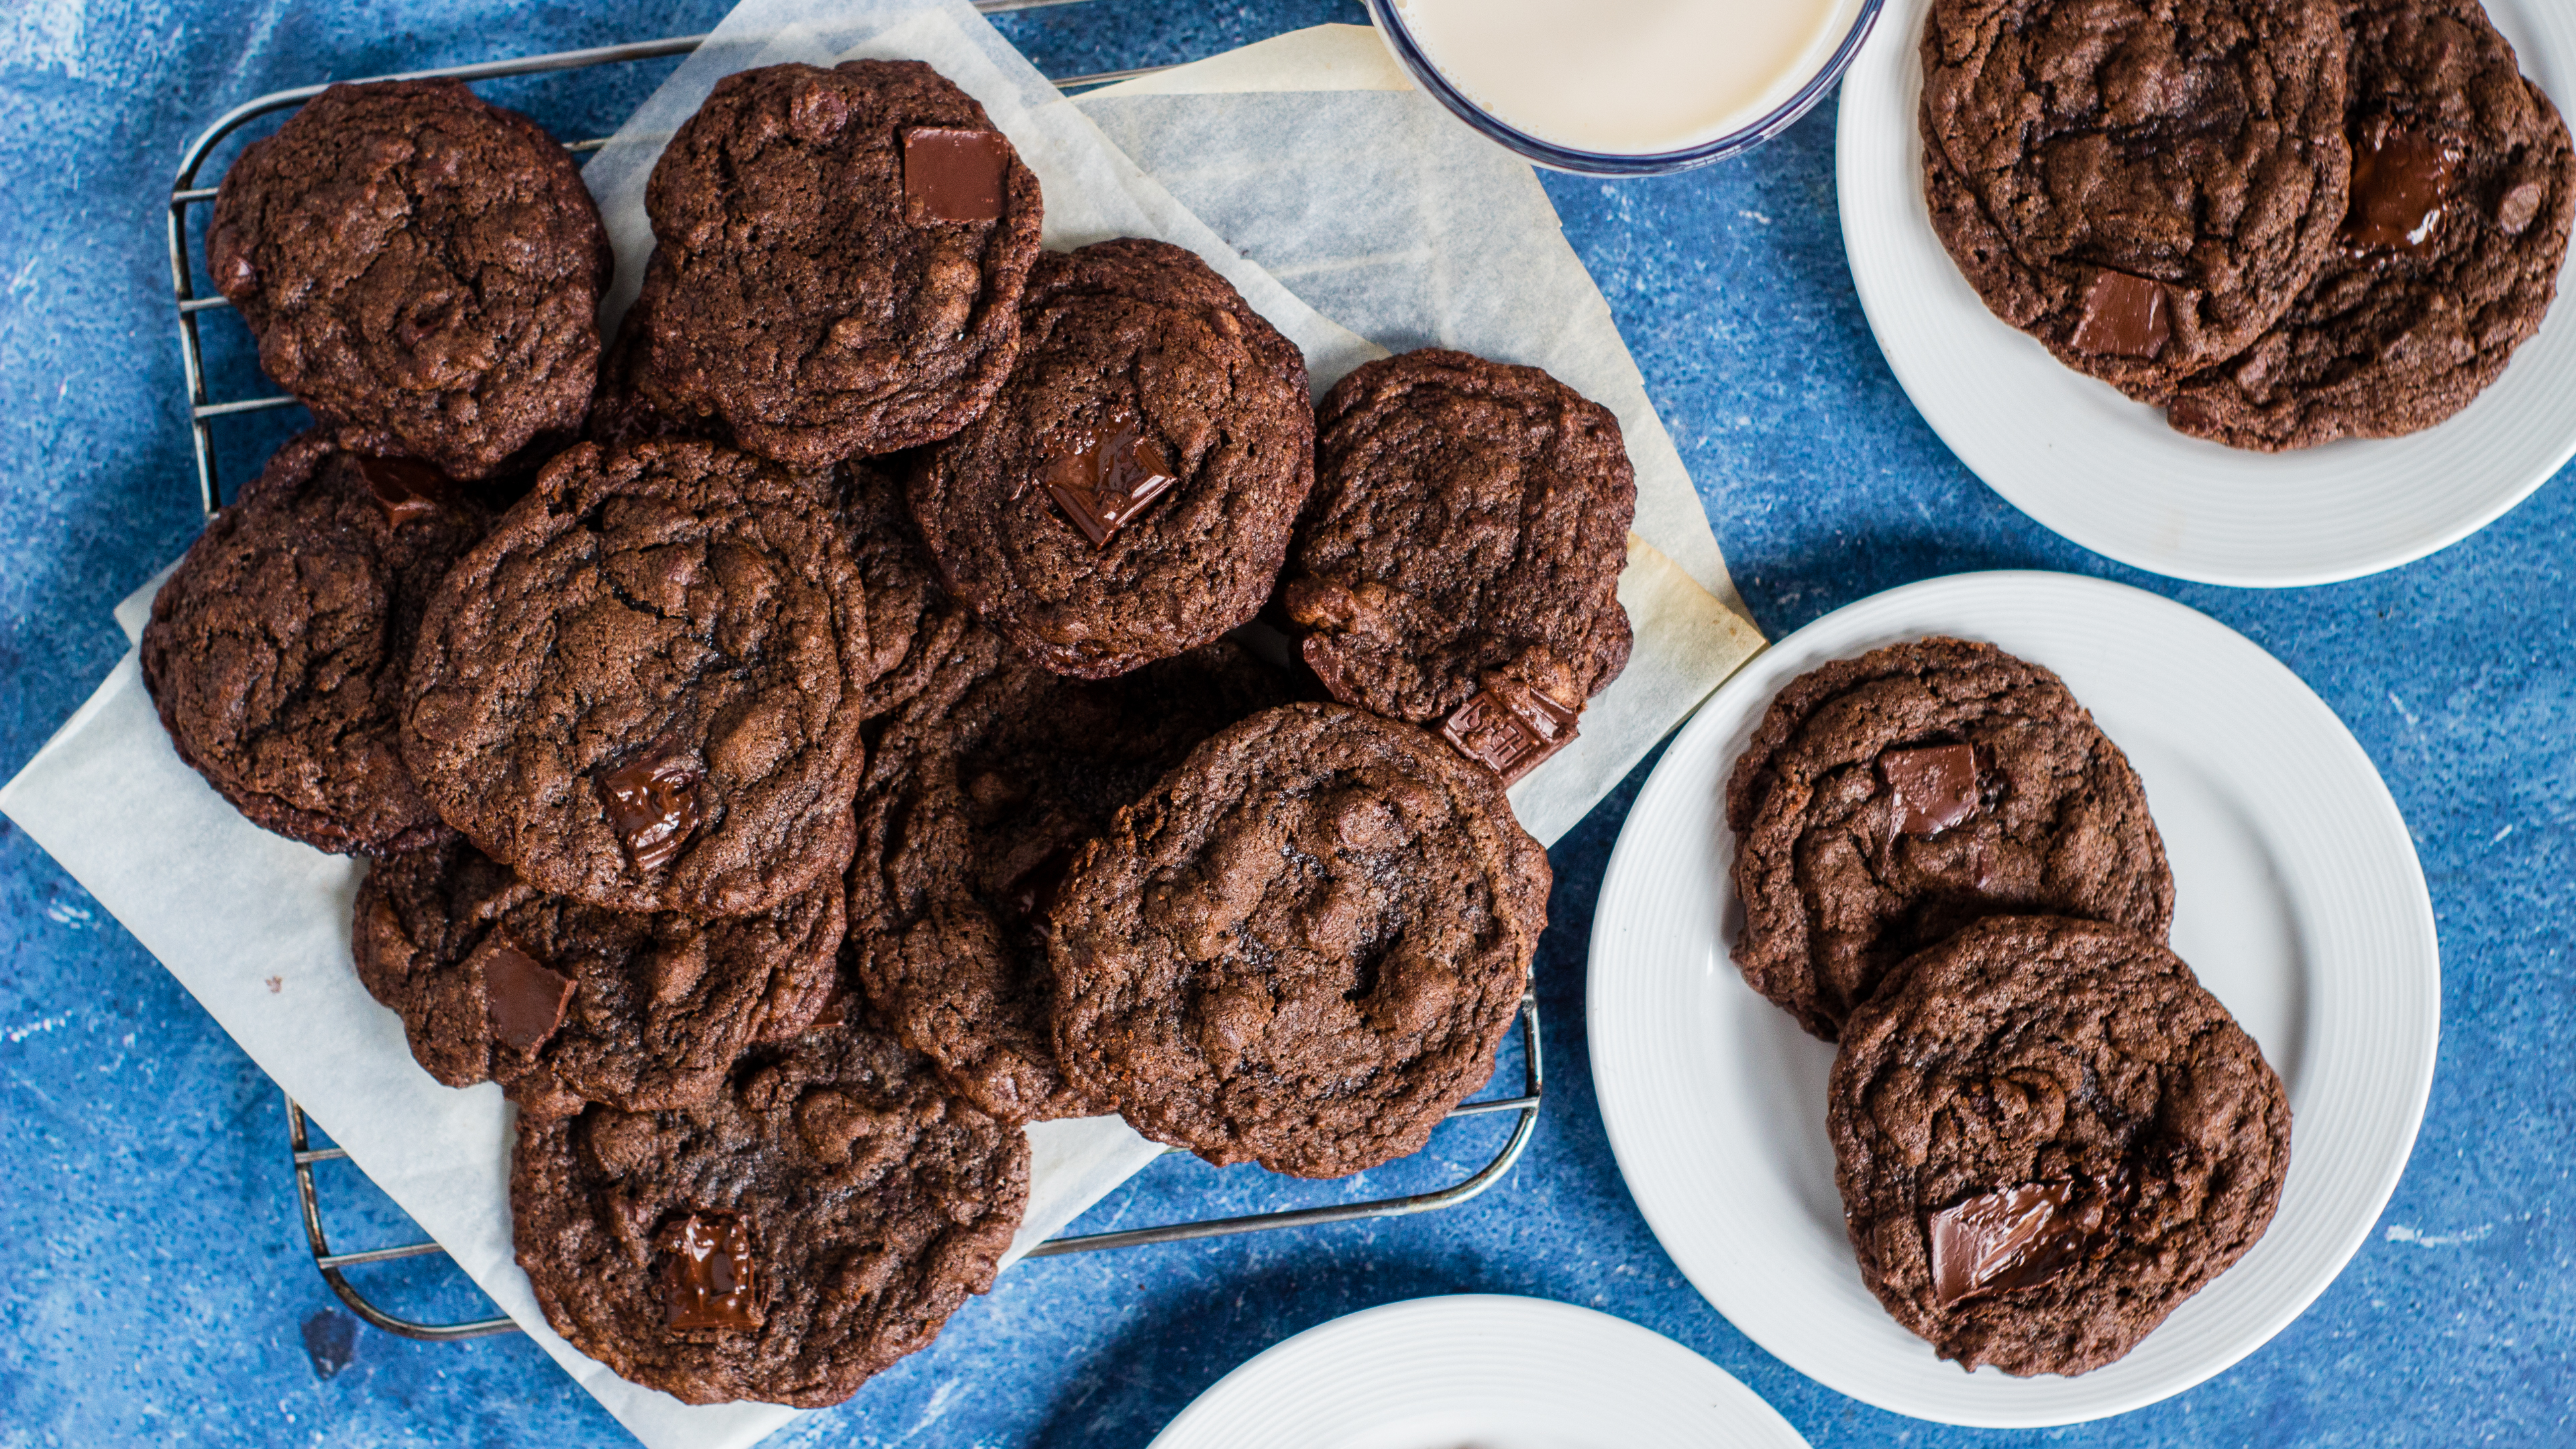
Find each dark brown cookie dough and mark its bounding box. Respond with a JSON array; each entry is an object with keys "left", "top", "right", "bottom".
[
  {"left": 1829, "top": 916, "right": 2291, "bottom": 1377},
  {"left": 848, "top": 634, "right": 1293, "bottom": 1123},
  {"left": 1049, "top": 702, "right": 1549, "bottom": 1177},
  {"left": 910, "top": 238, "right": 1316, "bottom": 679},
  {"left": 2165, "top": 0, "right": 2576, "bottom": 449},
  {"left": 401, "top": 439, "right": 868, "bottom": 918},
  {"left": 354, "top": 830, "right": 841, "bottom": 1112},
  {"left": 511, "top": 1018, "right": 1029, "bottom": 1406},
  {"left": 1725, "top": 638, "right": 2174, "bottom": 1040},
  {"left": 207, "top": 79, "right": 608, "bottom": 480},
  {"left": 633, "top": 60, "right": 1042, "bottom": 465},
  {"left": 142, "top": 432, "right": 487, "bottom": 856},
  {"left": 1919, "top": 0, "right": 2352, "bottom": 398},
  {"left": 1283, "top": 349, "right": 1635, "bottom": 777}
]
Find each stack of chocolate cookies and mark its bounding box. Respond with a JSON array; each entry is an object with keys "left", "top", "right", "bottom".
[
  {"left": 150, "top": 54, "right": 1642, "bottom": 1407},
  {"left": 1725, "top": 638, "right": 2292, "bottom": 1377}
]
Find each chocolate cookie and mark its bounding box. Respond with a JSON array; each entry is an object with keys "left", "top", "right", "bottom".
[
  {"left": 835, "top": 460, "right": 978, "bottom": 726},
  {"left": 511, "top": 1017, "right": 1028, "bottom": 1405},
  {"left": 207, "top": 80, "right": 608, "bottom": 480},
  {"left": 2166, "top": 0, "right": 2576, "bottom": 448},
  {"left": 1049, "top": 702, "right": 1549, "bottom": 1177},
  {"left": 1920, "top": 0, "right": 2352, "bottom": 397},
  {"left": 848, "top": 634, "right": 1293, "bottom": 1122},
  {"left": 1725, "top": 638, "right": 2174, "bottom": 1040},
  {"left": 401, "top": 439, "right": 868, "bottom": 918},
  {"left": 910, "top": 238, "right": 1316, "bottom": 679},
  {"left": 1829, "top": 916, "right": 2291, "bottom": 1376},
  {"left": 586, "top": 280, "right": 716, "bottom": 454},
  {"left": 354, "top": 830, "right": 841, "bottom": 1113},
  {"left": 633, "top": 60, "right": 1042, "bottom": 465},
  {"left": 142, "top": 432, "right": 486, "bottom": 855},
  {"left": 1283, "top": 349, "right": 1634, "bottom": 784}
]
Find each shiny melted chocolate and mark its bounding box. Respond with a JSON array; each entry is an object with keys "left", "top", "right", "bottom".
[
  {"left": 658, "top": 1213, "right": 757, "bottom": 1331},
  {"left": 1927, "top": 1181, "right": 2090, "bottom": 1308},
  {"left": 1879, "top": 742, "right": 1979, "bottom": 837},
  {"left": 2344, "top": 128, "right": 2461, "bottom": 254},
  {"left": 1042, "top": 419, "right": 1181, "bottom": 546},
  {"left": 357, "top": 455, "right": 449, "bottom": 528},
  {"left": 477, "top": 938, "right": 574, "bottom": 1054},
  {"left": 902, "top": 127, "right": 1010, "bottom": 223},
  {"left": 2069, "top": 270, "right": 2171, "bottom": 360},
  {"left": 1440, "top": 679, "right": 1582, "bottom": 786},
  {"left": 596, "top": 743, "right": 703, "bottom": 872}
]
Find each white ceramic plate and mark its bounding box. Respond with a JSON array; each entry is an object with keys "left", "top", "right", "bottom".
[
  {"left": 1149, "top": 1294, "right": 1810, "bottom": 1449},
  {"left": 1588, "top": 572, "right": 2438, "bottom": 1426},
  {"left": 1836, "top": 0, "right": 2576, "bottom": 586}
]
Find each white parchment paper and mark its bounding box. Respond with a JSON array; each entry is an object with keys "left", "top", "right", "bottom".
[{"left": 9, "top": 12, "right": 1764, "bottom": 1449}]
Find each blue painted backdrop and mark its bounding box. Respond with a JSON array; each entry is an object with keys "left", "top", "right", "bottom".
[{"left": 2, "top": 1, "right": 2568, "bottom": 1445}]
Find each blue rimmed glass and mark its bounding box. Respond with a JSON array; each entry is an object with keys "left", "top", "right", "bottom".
[{"left": 1361, "top": 0, "right": 1887, "bottom": 176}]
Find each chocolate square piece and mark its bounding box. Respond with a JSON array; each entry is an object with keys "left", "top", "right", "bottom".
[
  {"left": 902, "top": 127, "right": 1010, "bottom": 223},
  {"left": 358, "top": 455, "right": 450, "bottom": 528},
  {"left": 657, "top": 1212, "right": 757, "bottom": 1331},
  {"left": 2344, "top": 129, "right": 2460, "bottom": 253},
  {"left": 1041, "top": 419, "right": 1180, "bottom": 547},
  {"left": 1878, "top": 742, "right": 1978, "bottom": 836},
  {"left": 474, "top": 936, "right": 574, "bottom": 1054},
  {"left": 2068, "top": 270, "right": 2169, "bottom": 360},
  {"left": 1927, "top": 1181, "right": 2090, "bottom": 1307},
  {"left": 596, "top": 743, "right": 703, "bottom": 872},
  {"left": 1439, "top": 680, "right": 1579, "bottom": 786}
]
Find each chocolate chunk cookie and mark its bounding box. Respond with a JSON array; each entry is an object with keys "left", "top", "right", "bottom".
[
  {"left": 1283, "top": 349, "right": 1634, "bottom": 782},
  {"left": 1725, "top": 638, "right": 2174, "bottom": 1040},
  {"left": 1920, "top": 0, "right": 2352, "bottom": 397},
  {"left": 401, "top": 439, "right": 868, "bottom": 918},
  {"left": 835, "top": 460, "right": 978, "bottom": 726},
  {"left": 910, "top": 238, "right": 1316, "bottom": 679},
  {"left": 2166, "top": 0, "right": 2576, "bottom": 448},
  {"left": 142, "top": 432, "right": 487, "bottom": 855},
  {"left": 849, "top": 634, "right": 1293, "bottom": 1122},
  {"left": 586, "top": 278, "right": 718, "bottom": 454},
  {"left": 1829, "top": 916, "right": 2291, "bottom": 1376},
  {"left": 354, "top": 830, "right": 841, "bottom": 1112},
  {"left": 512, "top": 1018, "right": 1029, "bottom": 1405},
  {"left": 633, "top": 61, "right": 1043, "bottom": 465},
  {"left": 207, "top": 80, "right": 608, "bottom": 480},
  {"left": 1049, "top": 702, "right": 1549, "bottom": 1177}
]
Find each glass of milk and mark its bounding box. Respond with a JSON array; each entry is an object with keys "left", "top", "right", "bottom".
[{"left": 1366, "top": 0, "right": 1884, "bottom": 174}]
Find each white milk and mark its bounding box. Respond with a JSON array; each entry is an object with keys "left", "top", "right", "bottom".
[{"left": 1392, "top": 0, "right": 1852, "bottom": 155}]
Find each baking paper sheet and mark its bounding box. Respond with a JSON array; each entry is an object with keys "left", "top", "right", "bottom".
[{"left": 10, "top": 10, "right": 1764, "bottom": 1449}]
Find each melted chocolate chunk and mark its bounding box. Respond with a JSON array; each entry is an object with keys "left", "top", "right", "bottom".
[
  {"left": 1879, "top": 743, "right": 1979, "bottom": 836},
  {"left": 1439, "top": 679, "right": 1580, "bottom": 786},
  {"left": 902, "top": 127, "right": 1010, "bottom": 224},
  {"left": 596, "top": 744, "right": 703, "bottom": 872},
  {"left": 1041, "top": 419, "right": 1181, "bottom": 547},
  {"left": 476, "top": 936, "right": 574, "bottom": 1054},
  {"left": 358, "top": 455, "right": 450, "bottom": 528},
  {"left": 2069, "top": 270, "right": 2171, "bottom": 359},
  {"left": 657, "top": 1212, "right": 757, "bottom": 1331},
  {"left": 2344, "top": 128, "right": 2461, "bottom": 253},
  {"left": 1927, "top": 1181, "right": 2089, "bottom": 1308}
]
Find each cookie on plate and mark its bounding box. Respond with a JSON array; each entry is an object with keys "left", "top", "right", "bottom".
[
  {"left": 848, "top": 633, "right": 1293, "bottom": 1122},
  {"left": 1725, "top": 637, "right": 2174, "bottom": 1040},
  {"left": 634, "top": 60, "right": 1043, "bottom": 465},
  {"left": 1829, "top": 915, "right": 2292, "bottom": 1377},
  {"left": 1049, "top": 702, "right": 1548, "bottom": 1177},
  {"left": 2166, "top": 0, "right": 2576, "bottom": 449},
  {"left": 1919, "top": 0, "right": 2353, "bottom": 398},
  {"left": 512, "top": 1017, "right": 1028, "bottom": 1406},
  {"left": 910, "top": 237, "right": 1316, "bottom": 679},
  {"left": 354, "top": 830, "right": 841, "bottom": 1113},
  {"left": 208, "top": 79, "right": 608, "bottom": 480},
  {"left": 142, "top": 432, "right": 487, "bottom": 856},
  {"left": 1282, "top": 348, "right": 1634, "bottom": 784},
  {"left": 400, "top": 439, "right": 869, "bottom": 918}
]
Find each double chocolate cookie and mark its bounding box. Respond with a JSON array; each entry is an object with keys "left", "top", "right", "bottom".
[
  {"left": 2167, "top": 0, "right": 2576, "bottom": 448},
  {"left": 511, "top": 1018, "right": 1029, "bottom": 1406},
  {"left": 401, "top": 439, "right": 869, "bottom": 918},
  {"left": 1049, "top": 703, "right": 1550, "bottom": 1177},
  {"left": 354, "top": 830, "right": 842, "bottom": 1113},
  {"left": 1828, "top": 916, "right": 2291, "bottom": 1376},
  {"left": 847, "top": 634, "right": 1293, "bottom": 1123},
  {"left": 209, "top": 80, "right": 608, "bottom": 480},
  {"left": 910, "top": 238, "right": 1316, "bottom": 679},
  {"left": 1283, "top": 349, "right": 1635, "bottom": 785},
  {"left": 634, "top": 61, "right": 1043, "bottom": 464},
  {"left": 142, "top": 432, "right": 487, "bottom": 856},
  {"left": 836, "top": 460, "right": 979, "bottom": 726},
  {"left": 1725, "top": 638, "right": 2174, "bottom": 1040}
]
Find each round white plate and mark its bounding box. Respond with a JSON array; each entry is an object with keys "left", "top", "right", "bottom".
[
  {"left": 1149, "top": 1295, "right": 1811, "bottom": 1449},
  {"left": 1836, "top": 0, "right": 2576, "bottom": 586},
  {"left": 1588, "top": 572, "right": 2439, "bottom": 1426}
]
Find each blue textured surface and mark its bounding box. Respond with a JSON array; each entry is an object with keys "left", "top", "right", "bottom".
[{"left": 3, "top": 2, "right": 2571, "bottom": 1446}]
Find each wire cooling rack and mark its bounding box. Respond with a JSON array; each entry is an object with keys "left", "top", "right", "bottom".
[{"left": 177, "top": 15, "right": 1548, "bottom": 1341}]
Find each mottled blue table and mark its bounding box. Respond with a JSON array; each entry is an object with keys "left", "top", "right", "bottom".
[{"left": 3, "top": 3, "right": 2569, "bottom": 1445}]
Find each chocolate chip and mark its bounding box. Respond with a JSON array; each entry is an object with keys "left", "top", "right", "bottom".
[
  {"left": 357, "top": 455, "right": 449, "bottom": 528},
  {"left": 476, "top": 936, "right": 574, "bottom": 1054},
  {"left": 1926, "top": 1181, "right": 2088, "bottom": 1308},
  {"left": 1880, "top": 743, "right": 1979, "bottom": 836},
  {"left": 2344, "top": 128, "right": 2461, "bottom": 252},
  {"left": 2069, "top": 270, "right": 2171, "bottom": 359},
  {"left": 1439, "top": 678, "right": 1580, "bottom": 786},
  {"left": 902, "top": 127, "right": 1010, "bottom": 223},
  {"left": 657, "top": 1212, "right": 757, "bottom": 1331},
  {"left": 1041, "top": 419, "right": 1181, "bottom": 546},
  {"left": 596, "top": 743, "right": 703, "bottom": 872}
]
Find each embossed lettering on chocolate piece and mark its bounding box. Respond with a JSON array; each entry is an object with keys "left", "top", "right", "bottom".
[
  {"left": 2344, "top": 129, "right": 2462, "bottom": 254},
  {"left": 1879, "top": 742, "right": 1979, "bottom": 837},
  {"left": 596, "top": 743, "right": 704, "bottom": 873},
  {"left": 1927, "top": 1181, "right": 2090, "bottom": 1308},
  {"left": 1440, "top": 678, "right": 1580, "bottom": 786},
  {"left": 358, "top": 455, "right": 449, "bottom": 528},
  {"left": 475, "top": 936, "right": 575, "bottom": 1054},
  {"left": 902, "top": 127, "right": 1010, "bottom": 224},
  {"left": 1041, "top": 419, "right": 1181, "bottom": 547},
  {"left": 657, "top": 1212, "right": 757, "bottom": 1331},
  {"left": 2069, "top": 270, "right": 2170, "bottom": 360}
]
